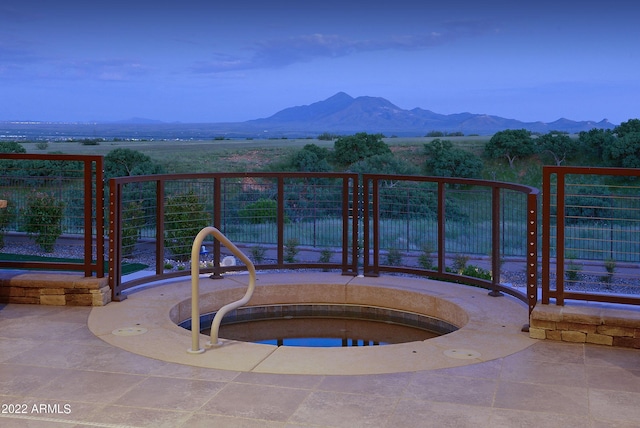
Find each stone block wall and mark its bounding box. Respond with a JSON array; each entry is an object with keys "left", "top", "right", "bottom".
[
  {"left": 0, "top": 272, "right": 110, "bottom": 306},
  {"left": 530, "top": 303, "right": 640, "bottom": 349}
]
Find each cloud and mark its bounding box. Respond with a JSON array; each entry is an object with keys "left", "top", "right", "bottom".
[
  {"left": 0, "top": 54, "right": 151, "bottom": 82},
  {"left": 191, "top": 19, "right": 497, "bottom": 74},
  {"left": 0, "top": 35, "right": 48, "bottom": 79},
  {"left": 63, "top": 59, "right": 150, "bottom": 81}
]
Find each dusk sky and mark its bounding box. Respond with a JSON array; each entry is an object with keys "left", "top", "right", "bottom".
[{"left": 1, "top": 0, "right": 638, "bottom": 125}]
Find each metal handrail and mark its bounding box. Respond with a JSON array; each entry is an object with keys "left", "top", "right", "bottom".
[{"left": 188, "top": 226, "right": 256, "bottom": 354}]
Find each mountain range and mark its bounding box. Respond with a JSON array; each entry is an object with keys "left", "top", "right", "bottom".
[
  {"left": 241, "top": 92, "right": 614, "bottom": 136},
  {"left": 1, "top": 92, "right": 617, "bottom": 141}
]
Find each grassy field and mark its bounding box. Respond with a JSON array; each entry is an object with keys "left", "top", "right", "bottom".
[{"left": 19, "top": 136, "right": 492, "bottom": 174}]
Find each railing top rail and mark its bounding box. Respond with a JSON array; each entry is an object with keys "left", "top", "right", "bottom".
[
  {"left": 109, "top": 171, "right": 359, "bottom": 185},
  {"left": 362, "top": 173, "right": 540, "bottom": 195},
  {"left": 0, "top": 153, "right": 103, "bottom": 162},
  {"left": 544, "top": 165, "right": 640, "bottom": 177}
]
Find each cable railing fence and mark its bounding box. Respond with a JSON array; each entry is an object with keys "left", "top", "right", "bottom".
[
  {"left": 361, "top": 174, "right": 539, "bottom": 312},
  {"left": 0, "top": 154, "right": 104, "bottom": 276},
  {"left": 4, "top": 153, "right": 640, "bottom": 311},
  {"left": 109, "top": 172, "right": 359, "bottom": 300},
  {"left": 542, "top": 166, "right": 640, "bottom": 305}
]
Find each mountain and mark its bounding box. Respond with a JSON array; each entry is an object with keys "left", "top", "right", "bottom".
[
  {"left": 0, "top": 94, "right": 616, "bottom": 141},
  {"left": 243, "top": 92, "right": 615, "bottom": 136}
]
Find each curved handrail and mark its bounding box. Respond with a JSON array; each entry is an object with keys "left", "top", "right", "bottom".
[{"left": 187, "top": 226, "right": 256, "bottom": 354}]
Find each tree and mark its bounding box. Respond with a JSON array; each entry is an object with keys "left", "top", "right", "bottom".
[
  {"left": 484, "top": 129, "right": 535, "bottom": 168},
  {"left": 349, "top": 153, "right": 418, "bottom": 176},
  {"left": 292, "top": 144, "right": 332, "bottom": 172},
  {"left": 0, "top": 141, "right": 26, "bottom": 153},
  {"left": 104, "top": 148, "right": 164, "bottom": 179},
  {"left": 0, "top": 142, "right": 27, "bottom": 183},
  {"left": 601, "top": 119, "right": 640, "bottom": 168},
  {"left": 317, "top": 132, "right": 339, "bottom": 141},
  {"left": 614, "top": 118, "right": 640, "bottom": 138},
  {"left": 332, "top": 132, "right": 390, "bottom": 166},
  {"left": 578, "top": 128, "right": 615, "bottom": 159},
  {"left": 602, "top": 133, "right": 640, "bottom": 168},
  {"left": 536, "top": 132, "right": 579, "bottom": 166},
  {"left": 424, "top": 139, "right": 483, "bottom": 178}
]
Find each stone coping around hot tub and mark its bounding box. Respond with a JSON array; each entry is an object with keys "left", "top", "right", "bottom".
[
  {"left": 88, "top": 272, "right": 536, "bottom": 375},
  {"left": 169, "top": 281, "right": 470, "bottom": 331},
  {"left": 530, "top": 303, "right": 640, "bottom": 349},
  {"left": 0, "top": 271, "right": 110, "bottom": 306}
]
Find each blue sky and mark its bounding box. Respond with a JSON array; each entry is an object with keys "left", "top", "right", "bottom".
[{"left": 1, "top": 0, "right": 638, "bottom": 124}]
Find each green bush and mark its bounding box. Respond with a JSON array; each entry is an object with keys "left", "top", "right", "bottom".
[
  {"left": 0, "top": 198, "right": 16, "bottom": 249},
  {"left": 238, "top": 198, "right": 279, "bottom": 224},
  {"left": 23, "top": 191, "right": 65, "bottom": 252},
  {"left": 121, "top": 201, "right": 145, "bottom": 258},
  {"left": 164, "top": 191, "right": 209, "bottom": 262},
  {"left": 461, "top": 265, "right": 492, "bottom": 280}
]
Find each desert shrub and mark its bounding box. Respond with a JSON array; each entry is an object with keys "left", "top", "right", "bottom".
[
  {"left": 319, "top": 248, "right": 332, "bottom": 264},
  {"left": 451, "top": 254, "right": 470, "bottom": 273},
  {"left": 418, "top": 244, "right": 435, "bottom": 270},
  {"left": 601, "top": 258, "right": 616, "bottom": 286},
  {"left": 385, "top": 248, "right": 403, "bottom": 266},
  {"left": 319, "top": 248, "right": 332, "bottom": 271},
  {"left": 565, "top": 253, "right": 581, "bottom": 281},
  {"left": 23, "top": 191, "right": 65, "bottom": 252},
  {"left": 250, "top": 245, "right": 267, "bottom": 263},
  {"left": 164, "top": 191, "right": 209, "bottom": 261},
  {"left": 284, "top": 238, "right": 299, "bottom": 263}
]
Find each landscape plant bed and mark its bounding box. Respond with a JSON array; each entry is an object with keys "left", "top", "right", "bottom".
[{"left": 0, "top": 252, "right": 147, "bottom": 275}]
